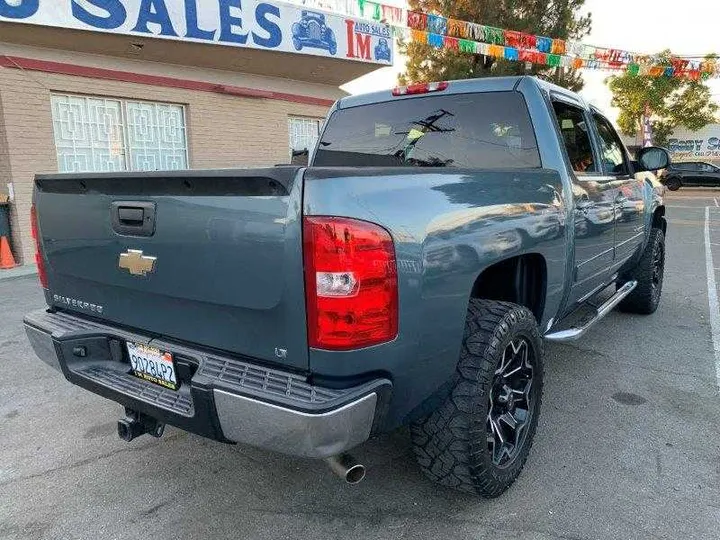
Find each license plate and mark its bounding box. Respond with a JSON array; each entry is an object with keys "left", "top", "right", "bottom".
[{"left": 126, "top": 342, "right": 178, "bottom": 391}]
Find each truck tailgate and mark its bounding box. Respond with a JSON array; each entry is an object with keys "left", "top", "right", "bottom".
[{"left": 34, "top": 168, "right": 308, "bottom": 370}]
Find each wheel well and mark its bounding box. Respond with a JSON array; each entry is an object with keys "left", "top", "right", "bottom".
[
  {"left": 653, "top": 206, "right": 666, "bottom": 234},
  {"left": 470, "top": 254, "right": 546, "bottom": 321}
]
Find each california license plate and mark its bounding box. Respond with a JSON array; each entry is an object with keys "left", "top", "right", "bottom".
[{"left": 126, "top": 342, "right": 178, "bottom": 391}]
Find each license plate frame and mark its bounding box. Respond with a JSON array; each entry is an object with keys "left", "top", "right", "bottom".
[{"left": 126, "top": 342, "right": 179, "bottom": 391}]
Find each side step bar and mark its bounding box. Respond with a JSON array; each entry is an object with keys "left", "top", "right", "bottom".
[{"left": 544, "top": 281, "right": 637, "bottom": 342}]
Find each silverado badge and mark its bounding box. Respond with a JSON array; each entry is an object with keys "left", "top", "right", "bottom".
[{"left": 119, "top": 249, "right": 157, "bottom": 276}]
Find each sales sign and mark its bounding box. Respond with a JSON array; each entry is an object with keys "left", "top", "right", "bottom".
[
  {"left": 668, "top": 135, "right": 720, "bottom": 161},
  {"left": 0, "top": 0, "right": 393, "bottom": 65}
]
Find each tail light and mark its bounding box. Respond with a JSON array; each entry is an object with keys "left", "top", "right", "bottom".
[
  {"left": 303, "top": 217, "right": 398, "bottom": 350},
  {"left": 392, "top": 81, "right": 448, "bottom": 96},
  {"left": 30, "top": 204, "right": 48, "bottom": 289}
]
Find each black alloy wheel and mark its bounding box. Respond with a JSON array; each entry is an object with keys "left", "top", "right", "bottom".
[
  {"left": 651, "top": 239, "right": 665, "bottom": 294},
  {"left": 487, "top": 338, "right": 536, "bottom": 468}
]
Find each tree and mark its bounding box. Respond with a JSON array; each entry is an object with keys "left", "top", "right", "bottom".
[
  {"left": 399, "top": 0, "right": 592, "bottom": 91},
  {"left": 607, "top": 52, "right": 718, "bottom": 146}
]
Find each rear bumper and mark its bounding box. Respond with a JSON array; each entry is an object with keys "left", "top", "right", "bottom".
[{"left": 24, "top": 309, "right": 390, "bottom": 458}]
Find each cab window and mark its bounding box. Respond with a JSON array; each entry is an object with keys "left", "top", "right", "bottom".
[
  {"left": 551, "top": 101, "right": 598, "bottom": 174},
  {"left": 592, "top": 113, "right": 629, "bottom": 175}
]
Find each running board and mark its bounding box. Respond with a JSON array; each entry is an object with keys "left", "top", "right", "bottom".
[{"left": 544, "top": 281, "right": 637, "bottom": 342}]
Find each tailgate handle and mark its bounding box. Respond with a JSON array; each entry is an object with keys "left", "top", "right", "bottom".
[
  {"left": 111, "top": 201, "right": 156, "bottom": 237},
  {"left": 118, "top": 207, "right": 144, "bottom": 225}
]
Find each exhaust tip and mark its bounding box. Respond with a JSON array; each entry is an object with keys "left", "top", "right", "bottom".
[
  {"left": 325, "top": 454, "right": 366, "bottom": 485},
  {"left": 344, "top": 463, "right": 366, "bottom": 485},
  {"left": 117, "top": 419, "right": 132, "bottom": 442}
]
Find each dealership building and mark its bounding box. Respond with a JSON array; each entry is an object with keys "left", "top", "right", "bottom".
[{"left": 0, "top": 0, "right": 392, "bottom": 267}]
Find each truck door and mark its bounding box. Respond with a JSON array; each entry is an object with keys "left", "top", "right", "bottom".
[
  {"left": 550, "top": 99, "right": 619, "bottom": 305},
  {"left": 591, "top": 112, "right": 645, "bottom": 264}
]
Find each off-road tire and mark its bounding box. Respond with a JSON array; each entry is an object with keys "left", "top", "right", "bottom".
[
  {"left": 618, "top": 227, "right": 665, "bottom": 314},
  {"left": 410, "top": 299, "right": 544, "bottom": 498}
]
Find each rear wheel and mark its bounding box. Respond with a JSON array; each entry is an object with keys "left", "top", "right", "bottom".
[
  {"left": 410, "top": 299, "right": 544, "bottom": 498},
  {"left": 618, "top": 227, "right": 665, "bottom": 314}
]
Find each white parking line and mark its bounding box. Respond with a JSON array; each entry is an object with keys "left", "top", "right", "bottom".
[
  {"left": 715, "top": 198, "right": 719, "bottom": 207},
  {"left": 703, "top": 206, "right": 720, "bottom": 392}
]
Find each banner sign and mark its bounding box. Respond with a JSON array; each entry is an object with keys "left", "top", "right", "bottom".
[
  {"left": 0, "top": 0, "right": 393, "bottom": 65},
  {"left": 668, "top": 135, "right": 720, "bottom": 161}
]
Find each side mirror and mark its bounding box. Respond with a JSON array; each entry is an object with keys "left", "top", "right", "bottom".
[{"left": 637, "top": 146, "right": 671, "bottom": 172}]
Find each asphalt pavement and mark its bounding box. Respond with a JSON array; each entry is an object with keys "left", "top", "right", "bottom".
[{"left": 1, "top": 190, "right": 720, "bottom": 540}]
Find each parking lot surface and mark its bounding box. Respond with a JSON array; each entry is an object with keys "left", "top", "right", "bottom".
[{"left": 1, "top": 190, "right": 720, "bottom": 540}]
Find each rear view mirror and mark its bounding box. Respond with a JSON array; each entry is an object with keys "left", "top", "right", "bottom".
[{"left": 637, "top": 146, "right": 671, "bottom": 171}]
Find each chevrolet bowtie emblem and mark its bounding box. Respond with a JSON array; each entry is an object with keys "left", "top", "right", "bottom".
[{"left": 118, "top": 249, "right": 157, "bottom": 276}]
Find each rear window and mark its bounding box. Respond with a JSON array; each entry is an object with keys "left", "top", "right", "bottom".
[{"left": 313, "top": 92, "right": 541, "bottom": 169}]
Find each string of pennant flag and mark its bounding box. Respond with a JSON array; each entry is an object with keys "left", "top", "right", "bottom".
[
  {"left": 293, "top": 0, "right": 719, "bottom": 79},
  {"left": 401, "top": 11, "right": 718, "bottom": 79}
]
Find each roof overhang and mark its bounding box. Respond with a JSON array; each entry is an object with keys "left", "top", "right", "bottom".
[{"left": 0, "top": 23, "right": 380, "bottom": 86}]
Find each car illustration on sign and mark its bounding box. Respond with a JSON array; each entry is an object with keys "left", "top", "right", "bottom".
[
  {"left": 374, "top": 38, "right": 391, "bottom": 61},
  {"left": 291, "top": 11, "right": 337, "bottom": 55}
]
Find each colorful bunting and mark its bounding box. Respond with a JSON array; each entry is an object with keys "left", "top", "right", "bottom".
[
  {"left": 547, "top": 54, "right": 561, "bottom": 67},
  {"left": 406, "top": 11, "right": 426, "bottom": 30},
  {"left": 427, "top": 14, "right": 447, "bottom": 35},
  {"left": 444, "top": 36, "right": 459, "bottom": 50},
  {"left": 459, "top": 39, "right": 475, "bottom": 53},
  {"left": 551, "top": 39, "right": 566, "bottom": 55},
  {"left": 381, "top": 4, "right": 403, "bottom": 24},
  {"left": 467, "top": 23, "right": 484, "bottom": 41},
  {"left": 487, "top": 44, "right": 505, "bottom": 58},
  {"left": 447, "top": 19, "right": 466, "bottom": 38},
  {"left": 484, "top": 27, "right": 505, "bottom": 45},
  {"left": 337, "top": 4, "right": 720, "bottom": 79},
  {"left": 427, "top": 32, "right": 444, "bottom": 48},
  {"left": 504, "top": 47, "right": 519, "bottom": 61},
  {"left": 536, "top": 37, "right": 552, "bottom": 53},
  {"left": 410, "top": 29, "right": 426, "bottom": 44}
]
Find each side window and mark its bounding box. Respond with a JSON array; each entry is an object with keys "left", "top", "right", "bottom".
[
  {"left": 592, "top": 113, "right": 629, "bottom": 175},
  {"left": 551, "top": 101, "right": 597, "bottom": 174},
  {"left": 700, "top": 163, "right": 714, "bottom": 172}
]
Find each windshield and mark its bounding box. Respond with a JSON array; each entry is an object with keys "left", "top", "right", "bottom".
[{"left": 313, "top": 91, "right": 541, "bottom": 168}]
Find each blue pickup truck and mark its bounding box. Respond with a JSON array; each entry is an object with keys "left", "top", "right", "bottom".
[{"left": 24, "top": 76, "right": 669, "bottom": 497}]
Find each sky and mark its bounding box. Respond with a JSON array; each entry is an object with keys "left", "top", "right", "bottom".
[{"left": 342, "top": 0, "right": 720, "bottom": 124}]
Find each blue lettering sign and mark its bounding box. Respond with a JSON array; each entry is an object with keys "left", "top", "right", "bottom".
[
  {"left": 184, "top": 0, "right": 215, "bottom": 40},
  {"left": 71, "top": 0, "right": 126, "bottom": 30},
  {"left": 132, "top": 0, "right": 178, "bottom": 37},
  {"left": 252, "top": 3, "right": 281, "bottom": 48},
  {"left": 219, "top": 0, "right": 248, "bottom": 44},
  {"left": 0, "top": 0, "right": 38, "bottom": 19},
  {"left": 708, "top": 137, "right": 720, "bottom": 151}
]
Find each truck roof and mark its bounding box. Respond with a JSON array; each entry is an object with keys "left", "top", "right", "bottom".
[{"left": 337, "top": 75, "right": 584, "bottom": 110}]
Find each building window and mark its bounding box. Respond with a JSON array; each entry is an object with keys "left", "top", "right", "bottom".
[
  {"left": 51, "top": 94, "right": 188, "bottom": 173},
  {"left": 288, "top": 117, "right": 323, "bottom": 165}
]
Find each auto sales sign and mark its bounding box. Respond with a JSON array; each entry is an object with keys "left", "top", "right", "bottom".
[{"left": 0, "top": 0, "right": 393, "bottom": 65}]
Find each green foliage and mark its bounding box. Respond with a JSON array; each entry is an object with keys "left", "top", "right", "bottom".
[
  {"left": 399, "top": 0, "right": 592, "bottom": 91},
  {"left": 607, "top": 52, "right": 718, "bottom": 147}
]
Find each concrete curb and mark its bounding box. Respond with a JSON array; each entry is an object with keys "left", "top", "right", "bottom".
[{"left": 0, "top": 264, "right": 37, "bottom": 281}]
